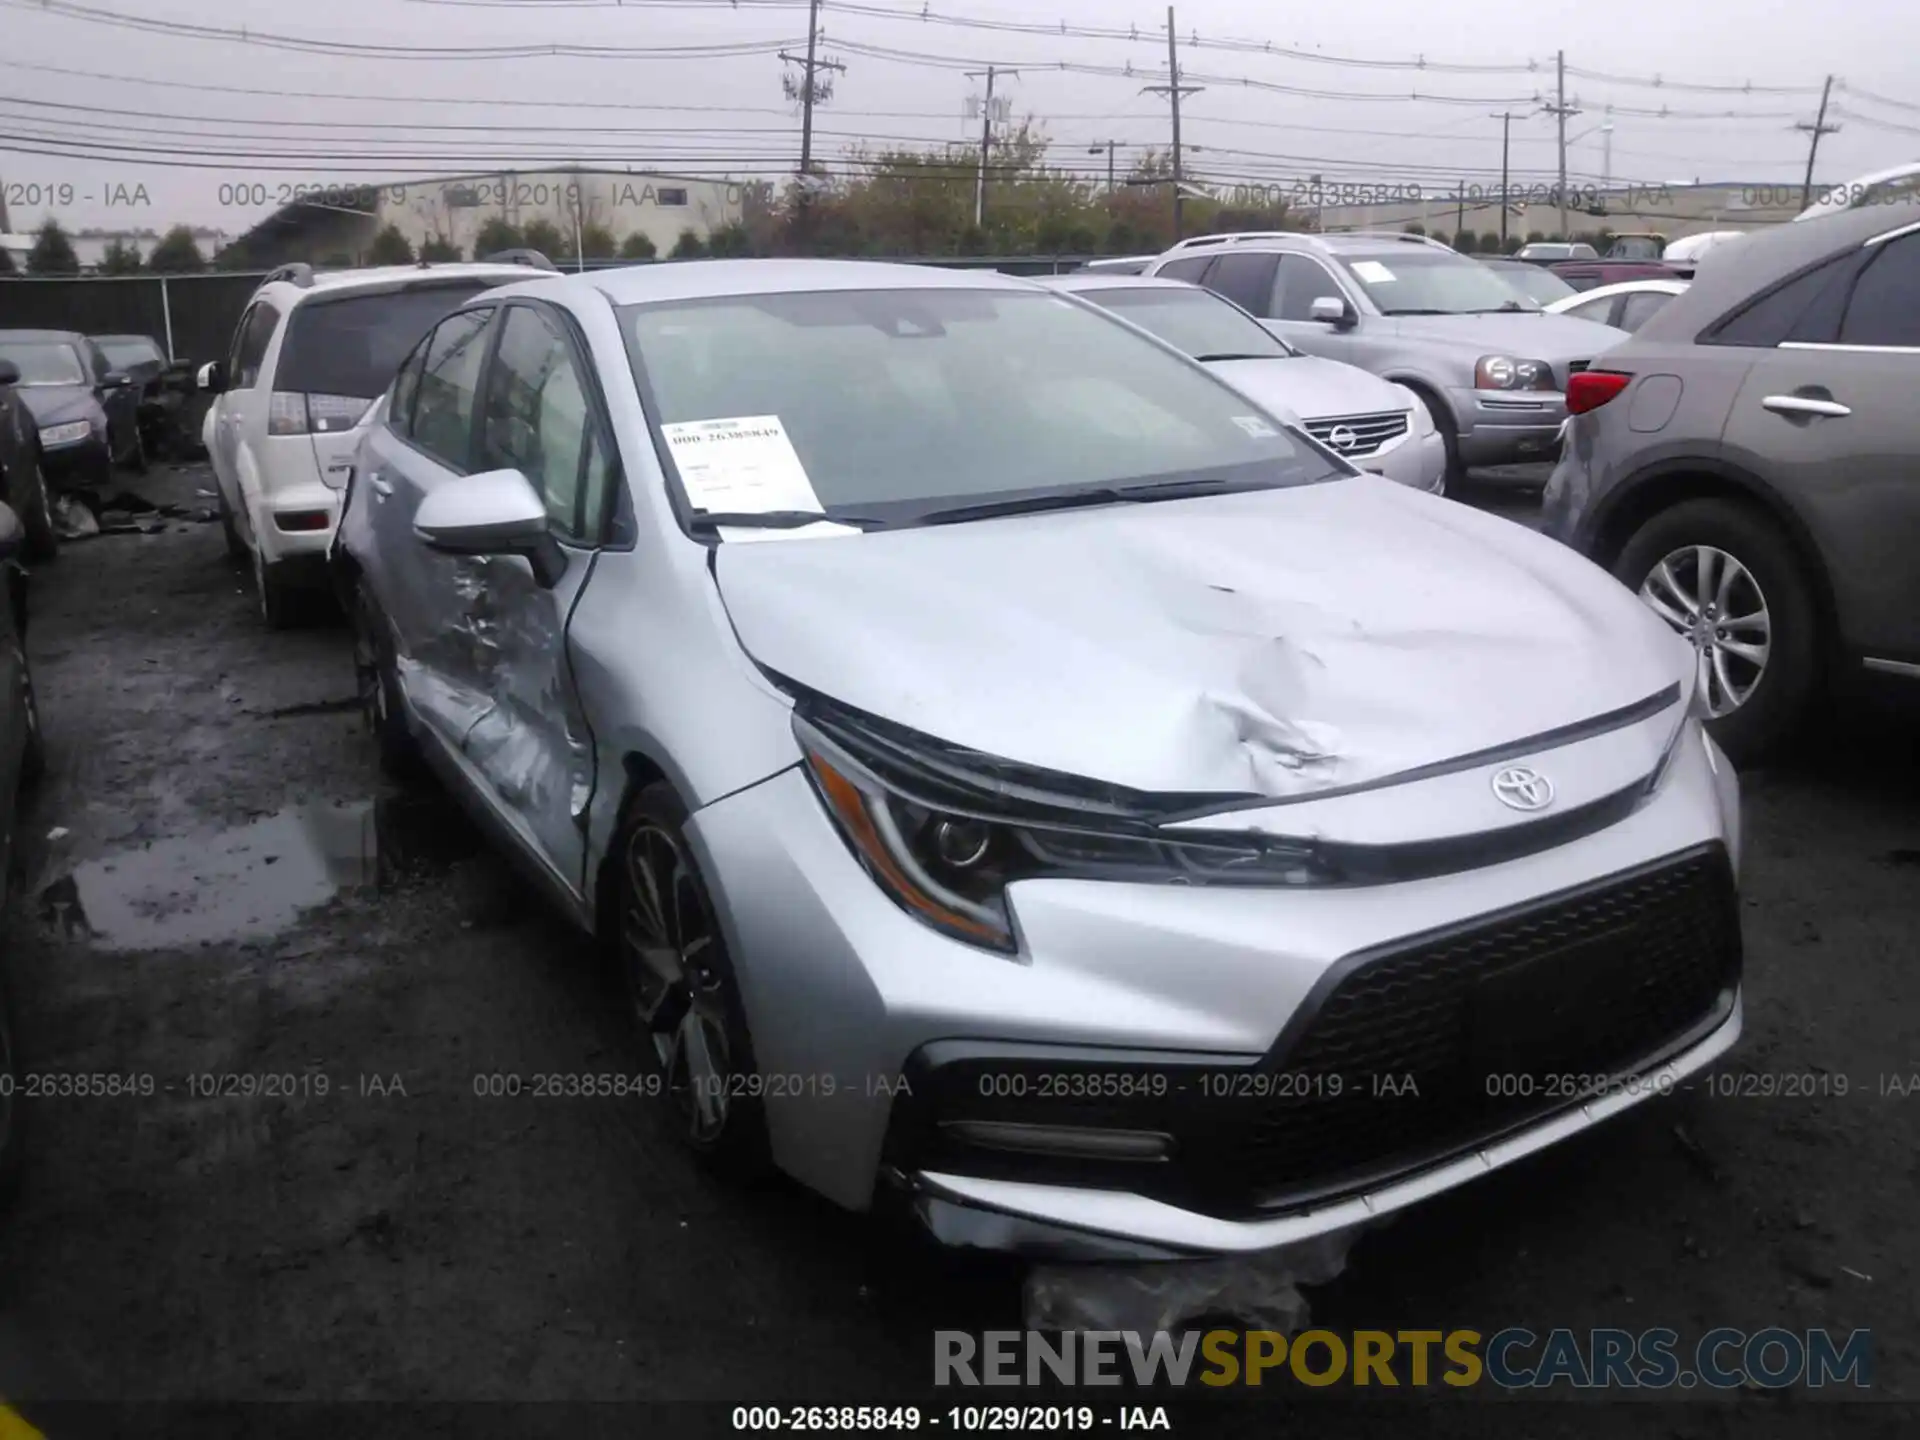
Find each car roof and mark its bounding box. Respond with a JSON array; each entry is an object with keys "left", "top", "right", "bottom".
[
  {"left": 259, "top": 263, "right": 547, "bottom": 305},
  {"left": 1554, "top": 278, "right": 1690, "bottom": 305},
  {"left": 1631, "top": 204, "right": 1905, "bottom": 342},
  {"left": 91, "top": 333, "right": 160, "bottom": 344},
  {"left": 0, "top": 329, "right": 84, "bottom": 343},
  {"left": 567, "top": 258, "right": 1047, "bottom": 307}
]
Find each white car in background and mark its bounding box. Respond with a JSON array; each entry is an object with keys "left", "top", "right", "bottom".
[
  {"left": 1545, "top": 278, "right": 1690, "bottom": 335},
  {"left": 198, "top": 257, "right": 553, "bottom": 625},
  {"left": 1043, "top": 274, "right": 1448, "bottom": 494}
]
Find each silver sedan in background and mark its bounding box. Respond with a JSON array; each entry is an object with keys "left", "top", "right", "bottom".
[{"left": 334, "top": 259, "right": 1742, "bottom": 1261}]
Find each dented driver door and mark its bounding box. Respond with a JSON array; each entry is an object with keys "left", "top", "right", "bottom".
[{"left": 452, "top": 301, "right": 617, "bottom": 897}]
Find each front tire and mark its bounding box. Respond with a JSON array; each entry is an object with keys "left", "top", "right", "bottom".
[
  {"left": 1409, "top": 387, "right": 1463, "bottom": 488},
  {"left": 608, "top": 781, "right": 770, "bottom": 1178},
  {"left": 1613, "top": 497, "right": 1820, "bottom": 765},
  {"left": 352, "top": 584, "right": 419, "bottom": 780}
]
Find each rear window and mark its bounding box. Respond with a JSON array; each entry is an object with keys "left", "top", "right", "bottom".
[{"left": 274, "top": 282, "right": 497, "bottom": 398}]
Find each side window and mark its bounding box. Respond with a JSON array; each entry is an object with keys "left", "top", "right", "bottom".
[
  {"left": 1274, "top": 255, "right": 1348, "bottom": 321},
  {"left": 1836, "top": 233, "right": 1920, "bottom": 347},
  {"left": 1617, "top": 291, "right": 1674, "bottom": 332},
  {"left": 1156, "top": 256, "right": 1214, "bottom": 283},
  {"left": 1206, "top": 252, "right": 1280, "bottom": 316},
  {"left": 478, "top": 306, "right": 611, "bottom": 542},
  {"left": 1563, "top": 295, "right": 1621, "bottom": 326},
  {"left": 388, "top": 336, "right": 430, "bottom": 437},
  {"left": 85, "top": 341, "right": 110, "bottom": 381},
  {"left": 1707, "top": 251, "right": 1864, "bottom": 347},
  {"left": 233, "top": 302, "right": 280, "bottom": 389},
  {"left": 411, "top": 308, "right": 494, "bottom": 471},
  {"left": 225, "top": 306, "right": 254, "bottom": 379}
]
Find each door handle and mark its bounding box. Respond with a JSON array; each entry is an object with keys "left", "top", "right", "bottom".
[
  {"left": 1762, "top": 394, "right": 1851, "bottom": 418},
  {"left": 366, "top": 473, "right": 394, "bottom": 498}
]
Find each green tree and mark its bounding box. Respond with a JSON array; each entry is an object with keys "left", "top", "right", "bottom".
[
  {"left": 1503, "top": 233, "right": 1524, "bottom": 254},
  {"left": 1452, "top": 230, "right": 1476, "bottom": 253},
  {"left": 706, "top": 222, "right": 752, "bottom": 257},
  {"left": 98, "top": 238, "right": 144, "bottom": 274},
  {"left": 420, "top": 234, "right": 462, "bottom": 262},
  {"left": 670, "top": 228, "right": 708, "bottom": 259},
  {"left": 1401, "top": 223, "right": 1426, "bottom": 238},
  {"left": 147, "top": 225, "right": 206, "bottom": 273},
  {"left": 521, "top": 219, "right": 565, "bottom": 259},
  {"left": 367, "top": 224, "right": 416, "bottom": 265},
  {"left": 619, "top": 231, "right": 657, "bottom": 260},
  {"left": 27, "top": 218, "right": 80, "bottom": 275},
  {"left": 578, "top": 222, "right": 617, "bottom": 261},
  {"left": 474, "top": 217, "right": 524, "bottom": 256},
  {"left": 1524, "top": 229, "right": 1547, "bottom": 246}
]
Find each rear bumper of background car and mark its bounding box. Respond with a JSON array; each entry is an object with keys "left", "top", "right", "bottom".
[{"left": 684, "top": 716, "right": 1742, "bottom": 1258}]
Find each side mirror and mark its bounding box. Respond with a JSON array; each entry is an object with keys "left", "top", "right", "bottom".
[
  {"left": 0, "top": 360, "right": 19, "bottom": 387},
  {"left": 196, "top": 361, "right": 227, "bottom": 394},
  {"left": 413, "top": 467, "right": 566, "bottom": 587},
  {"left": 0, "top": 502, "right": 22, "bottom": 563},
  {"left": 1309, "top": 296, "right": 1356, "bottom": 329},
  {"left": 101, "top": 370, "right": 132, "bottom": 390}
]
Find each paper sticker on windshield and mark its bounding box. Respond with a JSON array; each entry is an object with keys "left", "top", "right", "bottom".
[
  {"left": 1350, "top": 260, "right": 1396, "bottom": 284},
  {"left": 1232, "top": 415, "right": 1278, "bottom": 438},
  {"left": 660, "top": 415, "right": 823, "bottom": 515}
]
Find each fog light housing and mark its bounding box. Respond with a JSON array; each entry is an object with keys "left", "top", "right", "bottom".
[{"left": 942, "top": 1121, "right": 1175, "bottom": 1162}]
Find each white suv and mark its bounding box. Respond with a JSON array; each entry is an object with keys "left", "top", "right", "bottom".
[{"left": 200, "top": 257, "right": 551, "bottom": 625}]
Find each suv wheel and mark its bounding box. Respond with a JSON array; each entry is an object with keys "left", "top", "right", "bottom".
[
  {"left": 352, "top": 584, "right": 419, "bottom": 779},
  {"left": 1409, "top": 388, "right": 1463, "bottom": 486},
  {"left": 12, "top": 449, "right": 58, "bottom": 562},
  {"left": 1613, "top": 498, "right": 1820, "bottom": 764},
  {"left": 253, "top": 544, "right": 300, "bottom": 629}
]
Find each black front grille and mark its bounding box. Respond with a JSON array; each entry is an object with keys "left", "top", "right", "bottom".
[
  {"left": 1232, "top": 846, "right": 1740, "bottom": 1209},
  {"left": 1304, "top": 411, "right": 1410, "bottom": 458}
]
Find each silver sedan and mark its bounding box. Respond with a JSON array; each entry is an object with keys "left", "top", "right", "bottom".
[{"left": 333, "top": 259, "right": 1743, "bottom": 1261}]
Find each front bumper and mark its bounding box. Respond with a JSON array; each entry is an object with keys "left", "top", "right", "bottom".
[
  {"left": 1363, "top": 429, "right": 1448, "bottom": 494},
  {"left": 686, "top": 718, "right": 1742, "bottom": 1258},
  {"left": 36, "top": 435, "right": 111, "bottom": 490},
  {"left": 1449, "top": 385, "right": 1570, "bottom": 468}
]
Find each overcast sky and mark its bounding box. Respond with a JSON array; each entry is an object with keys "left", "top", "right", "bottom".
[{"left": 3, "top": 0, "right": 1917, "bottom": 235}]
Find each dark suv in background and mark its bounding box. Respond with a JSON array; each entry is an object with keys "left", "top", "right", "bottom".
[{"left": 1545, "top": 203, "right": 1920, "bottom": 762}]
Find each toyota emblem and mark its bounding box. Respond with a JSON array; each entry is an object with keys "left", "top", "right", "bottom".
[
  {"left": 1327, "top": 425, "right": 1359, "bottom": 451},
  {"left": 1491, "top": 765, "right": 1555, "bottom": 811}
]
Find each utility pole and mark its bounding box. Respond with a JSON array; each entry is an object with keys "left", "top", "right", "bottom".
[
  {"left": 779, "top": 0, "right": 845, "bottom": 180},
  {"left": 1142, "top": 8, "right": 1203, "bottom": 240},
  {"left": 1541, "top": 50, "right": 1581, "bottom": 241},
  {"left": 1797, "top": 75, "right": 1839, "bottom": 212},
  {"left": 1491, "top": 110, "right": 1516, "bottom": 247},
  {"left": 965, "top": 65, "right": 1007, "bottom": 228},
  {"left": 1453, "top": 181, "right": 1464, "bottom": 241},
  {"left": 1089, "top": 140, "right": 1120, "bottom": 193}
]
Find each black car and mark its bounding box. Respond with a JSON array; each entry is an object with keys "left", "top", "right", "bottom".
[
  {"left": 0, "top": 330, "right": 142, "bottom": 492},
  {"left": 0, "top": 500, "right": 47, "bottom": 1204},
  {"left": 0, "top": 364, "right": 57, "bottom": 560},
  {"left": 92, "top": 333, "right": 205, "bottom": 462}
]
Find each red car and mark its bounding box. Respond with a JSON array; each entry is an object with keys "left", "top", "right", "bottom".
[{"left": 1548, "top": 260, "right": 1686, "bottom": 292}]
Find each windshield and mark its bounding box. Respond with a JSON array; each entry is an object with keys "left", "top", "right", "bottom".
[
  {"left": 622, "top": 287, "right": 1341, "bottom": 524},
  {"left": 97, "top": 338, "right": 163, "bottom": 370},
  {"left": 1490, "top": 264, "right": 1576, "bottom": 304},
  {"left": 277, "top": 282, "right": 496, "bottom": 398},
  {"left": 0, "top": 340, "right": 88, "bottom": 386},
  {"left": 1337, "top": 252, "right": 1542, "bottom": 315},
  {"left": 1077, "top": 285, "right": 1292, "bottom": 359}
]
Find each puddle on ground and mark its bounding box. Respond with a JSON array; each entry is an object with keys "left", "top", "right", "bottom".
[{"left": 38, "top": 794, "right": 479, "bottom": 951}]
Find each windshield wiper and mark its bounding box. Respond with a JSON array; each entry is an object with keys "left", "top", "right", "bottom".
[
  {"left": 909, "top": 477, "right": 1271, "bottom": 528},
  {"left": 1465, "top": 301, "right": 1533, "bottom": 313},
  {"left": 1193, "top": 351, "right": 1282, "bottom": 362},
  {"left": 687, "top": 510, "right": 879, "bottom": 532},
  {"left": 1380, "top": 307, "right": 1454, "bottom": 316}
]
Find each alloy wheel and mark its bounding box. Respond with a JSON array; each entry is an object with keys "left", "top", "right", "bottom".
[
  {"left": 619, "top": 824, "right": 733, "bottom": 1143},
  {"left": 1638, "top": 544, "right": 1771, "bottom": 717}
]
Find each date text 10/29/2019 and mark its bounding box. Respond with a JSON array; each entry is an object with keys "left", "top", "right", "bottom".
[{"left": 731, "top": 1407, "right": 1173, "bottom": 1431}]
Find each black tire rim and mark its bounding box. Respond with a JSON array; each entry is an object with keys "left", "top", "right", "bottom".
[{"left": 620, "top": 823, "right": 733, "bottom": 1144}]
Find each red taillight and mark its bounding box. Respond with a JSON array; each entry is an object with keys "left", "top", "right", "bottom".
[
  {"left": 1567, "top": 370, "right": 1632, "bottom": 415},
  {"left": 274, "top": 510, "right": 332, "bottom": 532}
]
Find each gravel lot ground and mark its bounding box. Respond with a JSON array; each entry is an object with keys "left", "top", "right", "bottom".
[{"left": 0, "top": 460, "right": 1913, "bottom": 1437}]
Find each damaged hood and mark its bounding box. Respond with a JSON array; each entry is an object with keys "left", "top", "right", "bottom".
[
  {"left": 1372, "top": 310, "right": 1625, "bottom": 364},
  {"left": 712, "top": 475, "right": 1688, "bottom": 800},
  {"left": 14, "top": 384, "right": 105, "bottom": 430}
]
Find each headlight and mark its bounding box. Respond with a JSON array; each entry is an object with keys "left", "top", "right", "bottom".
[
  {"left": 1474, "top": 355, "right": 1555, "bottom": 391},
  {"left": 794, "top": 712, "right": 1336, "bottom": 955},
  {"left": 39, "top": 420, "right": 92, "bottom": 446}
]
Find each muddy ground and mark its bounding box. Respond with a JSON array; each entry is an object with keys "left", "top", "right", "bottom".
[{"left": 0, "top": 462, "right": 1914, "bottom": 1437}]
